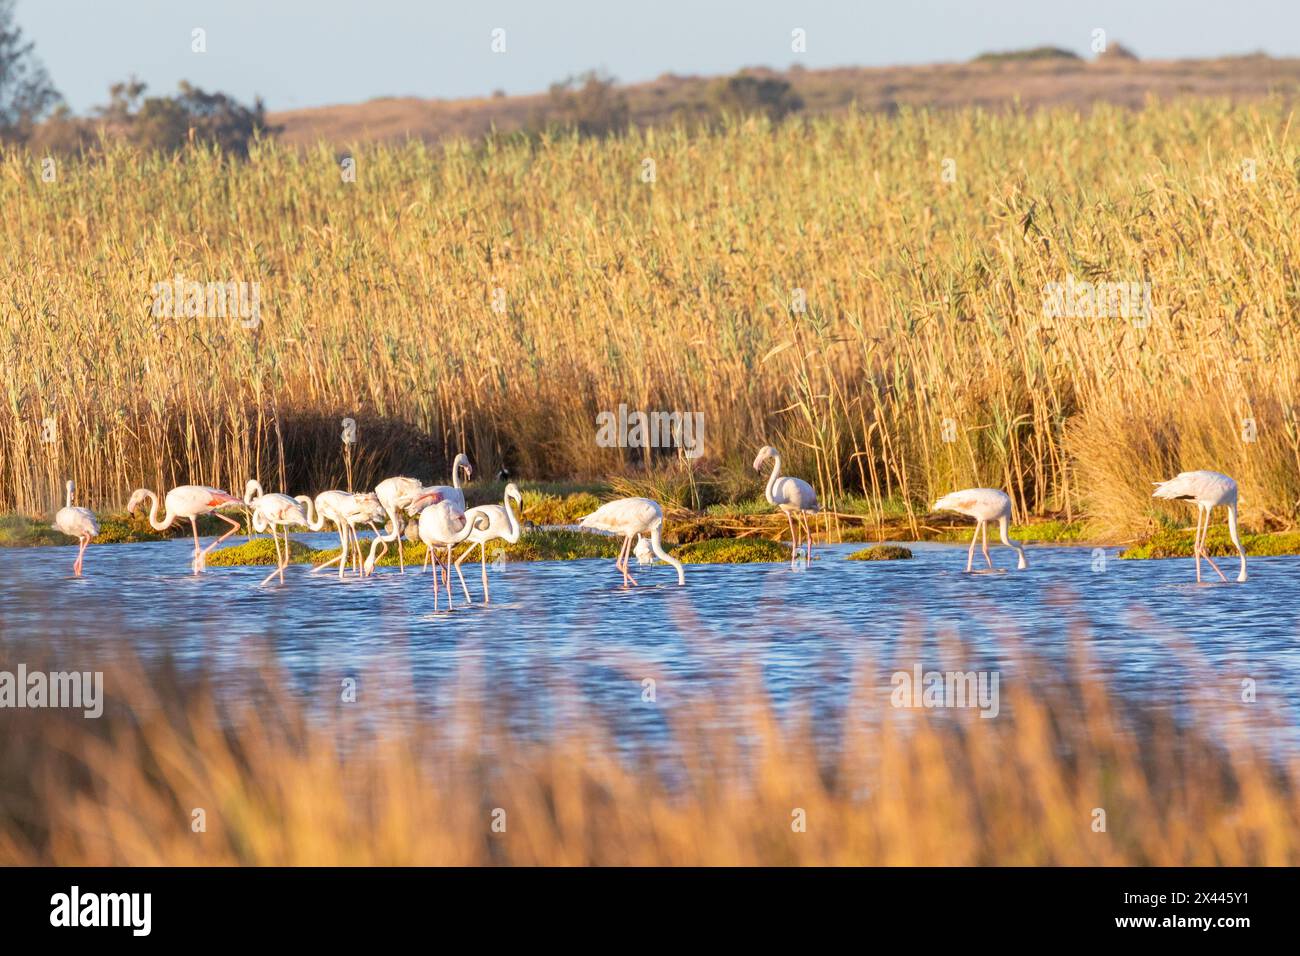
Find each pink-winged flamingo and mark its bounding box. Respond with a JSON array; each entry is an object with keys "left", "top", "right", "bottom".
[
  {"left": 579, "top": 497, "right": 685, "bottom": 587},
  {"left": 245, "top": 480, "right": 310, "bottom": 586},
  {"left": 422, "top": 453, "right": 474, "bottom": 512},
  {"left": 933, "top": 488, "right": 1028, "bottom": 572},
  {"left": 127, "top": 483, "right": 244, "bottom": 573},
  {"left": 408, "top": 490, "right": 490, "bottom": 610},
  {"left": 753, "top": 445, "right": 819, "bottom": 569},
  {"left": 453, "top": 482, "right": 523, "bottom": 604},
  {"left": 1152, "top": 470, "right": 1247, "bottom": 583},
  {"left": 52, "top": 479, "right": 99, "bottom": 576}
]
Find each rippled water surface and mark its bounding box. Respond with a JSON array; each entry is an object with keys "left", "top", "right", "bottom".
[{"left": 3, "top": 535, "right": 1298, "bottom": 754}]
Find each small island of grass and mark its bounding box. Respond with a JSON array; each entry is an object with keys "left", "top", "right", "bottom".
[{"left": 846, "top": 545, "right": 914, "bottom": 561}]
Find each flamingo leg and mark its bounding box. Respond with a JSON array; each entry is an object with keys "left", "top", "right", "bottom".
[
  {"left": 980, "top": 521, "right": 993, "bottom": 569},
  {"left": 966, "top": 521, "right": 980, "bottom": 572},
  {"left": 315, "top": 522, "right": 347, "bottom": 576},
  {"left": 73, "top": 534, "right": 89, "bottom": 576},
  {"left": 260, "top": 525, "right": 282, "bottom": 587},
  {"left": 800, "top": 512, "right": 814, "bottom": 566},
  {"left": 200, "top": 512, "right": 242, "bottom": 572},
  {"left": 454, "top": 541, "right": 486, "bottom": 604},
  {"left": 191, "top": 517, "right": 203, "bottom": 574},
  {"left": 1201, "top": 506, "right": 1228, "bottom": 583},
  {"left": 394, "top": 513, "right": 406, "bottom": 573},
  {"left": 613, "top": 534, "right": 632, "bottom": 587},
  {"left": 785, "top": 510, "right": 798, "bottom": 569},
  {"left": 1193, "top": 505, "right": 1207, "bottom": 583},
  {"left": 445, "top": 545, "right": 456, "bottom": 608},
  {"left": 452, "top": 546, "right": 472, "bottom": 604}
]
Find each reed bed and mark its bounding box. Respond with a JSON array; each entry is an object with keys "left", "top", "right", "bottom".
[
  {"left": 4, "top": 100, "right": 1300, "bottom": 538},
  {"left": 0, "top": 630, "right": 1295, "bottom": 866}
]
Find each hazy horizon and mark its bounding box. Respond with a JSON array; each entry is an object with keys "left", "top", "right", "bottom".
[{"left": 17, "top": 0, "right": 1300, "bottom": 114}]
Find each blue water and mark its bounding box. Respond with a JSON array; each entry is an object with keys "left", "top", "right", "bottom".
[{"left": 2, "top": 535, "right": 1297, "bottom": 754}]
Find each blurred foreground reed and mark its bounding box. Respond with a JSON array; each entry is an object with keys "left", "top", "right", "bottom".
[{"left": 0, "top": 632, "right": 1295, "bottom": 866}]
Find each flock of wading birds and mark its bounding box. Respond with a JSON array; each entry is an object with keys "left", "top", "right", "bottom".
[{"left": 49, "top": 445, "right": 1249, "bottom": 606}]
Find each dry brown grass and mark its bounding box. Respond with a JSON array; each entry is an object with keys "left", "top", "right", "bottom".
[
  {"left": 1, "top": 634, "right": 1295, "bottom": 866},
  {"left": 5, "top": 97, "right": 1300, "bottom": 540}
]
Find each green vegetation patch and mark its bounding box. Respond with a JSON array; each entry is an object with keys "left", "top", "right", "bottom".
[
  {"left": 846, "top": 545, "right": 914, "bottom": 561},
  {"left": 1119, "top": 528, "right": 1300, "bottom": 559},
  {"left": 670, "top": 537, "right": 790, "bottom": 564},
  {"left": 205, "top": 538, "right": 323, "bottom": 566},
  {"left": 518, "top": 490, "right": 603, "bottom": 526},
  {"left": 930, "top": 520, "right": 1085, "bottom": 544}
]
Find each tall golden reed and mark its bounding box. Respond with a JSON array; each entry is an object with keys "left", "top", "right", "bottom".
[{"left": 3, "top": 100, "right": 1299, "bottom": 537}]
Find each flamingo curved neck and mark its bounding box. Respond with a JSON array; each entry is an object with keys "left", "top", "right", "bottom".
[
  {"left": 502, "top": 493, "right": 522, "bottom": 544},
  {"left": 299, "top": 496, "right": 325, "bottom": 531},
  {"left": 142, "top": 490, "right": 173, "bottom": 531},
  {"left": 648, "top": 524, "right": 685, "bottom": 585},
  {"left": 764, "top": 454, "right": 783, "bottom": 504}
]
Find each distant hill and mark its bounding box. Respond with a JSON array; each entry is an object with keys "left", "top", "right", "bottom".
[{"left": 268, "top": 53, "right": 1300, "bottom": 146}]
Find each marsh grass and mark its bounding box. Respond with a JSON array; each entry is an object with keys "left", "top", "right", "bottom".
[
  {"left": 0, "top": 634, "right": 1295, "bottom": 866},
  {"left": 5, "top": 101, "right": 1300, "bottom": 539},
  {"left": 669, "top": 537, "right": 789, "bottom": 563},
  {"left": 846, "top": 545, "right": 914, "bottom": 560},
  {"left": 1119, "top": 527, "right": 1300, "bottom": 559}
]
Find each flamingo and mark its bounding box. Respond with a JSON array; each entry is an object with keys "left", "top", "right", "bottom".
[
  {"left": 366, "top": 456, "right": 471, "bottom": 574},
  {"left": 932, "top": 488, "right": 1028, "bottom": 572},
  {"left": 298, "top": 490, "right": 382, "bottom": 578},
  {"left": 52, "top": 479, "right": 99, "bottom": 576},
  {"left": 633, "top": 534, "right": 653, "bottom": 566},
  {"left": 408, "top": 490, "right": 489, "bottom": 610},
  {"left": 368, "top": 476, "right": 425, "bottom": 573},
  {"left": 453, "top": 482, "right": 523, "bottom": 604},
  {"left": 578, "top": 497, "right": 685, "bottom": 587},
  {"left": 753, "top": 445, "right": 819, "bottom": 569},
  {"left": 127, "top": 483, "right": 244, "bottom": 573},
  {"left": 245, "top": 480, "right": 310, "bottom": 586},
  {"left": 1152, "top": 470, "right": 1247, "bottom": 583}
]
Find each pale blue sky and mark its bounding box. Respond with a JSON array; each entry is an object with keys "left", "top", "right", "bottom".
[{"left": 18, "top": 0, "right": 1300, "bottom": 113}]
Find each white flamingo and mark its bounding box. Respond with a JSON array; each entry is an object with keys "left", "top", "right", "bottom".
[
  {"left": 932, "top": 488, "right": 1028, "bottom": 572},
  {"left": 52, "top": 479, "right": 99, "bottom": 576},
  {"left": 245, "top": 480, "right": 310, "bottom": 586},
  {"left": 753, "top": 445, "right": 819, "bottom": 569},
  {"left": 1152, "top": 470, "right": 1247, "bottom": 583},
  {"left": 298, "top": 490, "right": 382, "bottom": 578},
  {"left": 408, "top": 490, "right": 489, "bottom": 610},
  {"left": 366, "top": 455, "right": 471, "bottom": 574},
  {"left": 453, "top": 482, "right": 523, "bottom": 604},
  {"left": 368, "top": 476, "right": 425, "bottom": 573},
  {"left": 127, "top": 483, "right": 244, "bottom": 573},
  {"left": 633, "top": 534, "right": 653, "bottom": 566},
  {"left": 579, "top": 497, "right": 685, "bottom": 587}
]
